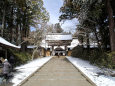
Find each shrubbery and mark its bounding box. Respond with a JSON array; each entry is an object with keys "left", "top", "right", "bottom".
[
  {"left": 9, "top": 49, "right": 31, "bottom": 66},
  {"left": 107, "top": 52, "right": 115, "bottom": 68},
  {"left": 71, "top": 45, "right": 83, "bottom": 58},
  {"left": 71, "top": 45, "right": 115, "bottom": 69},
  {"left": 71, "top": 45, "right": 90, "bottom": 60}
]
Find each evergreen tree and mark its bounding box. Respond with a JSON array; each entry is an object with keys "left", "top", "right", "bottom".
[
  {"left": 60, "top": 0, "right": 115, "bottom": 52},
  {"left": 54, "top": 23, "right": 63, "bottom": 33},
  {"left": 0, "top": 0, "right": 49, "bottom": 52}
]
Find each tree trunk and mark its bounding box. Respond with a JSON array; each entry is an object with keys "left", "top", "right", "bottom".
[
  {"left": 106, "top": 0, "right": 115, "bottom": 52},
  {"left": 21, "top": 12, "right": 27, "bottom": 52},
  {"left": 10, "top": 7, "right": 14, "bottom": 42},
  {"left": 21, "top": 42, "right": 27, "bottom": 52},
  {"left": 94, "top": 28, "right": 100, "bottom": 48},
  {"left": 21, "top": 26, "right": 27, "bottom": 52},
  {"left": 16, "top": 24, "right": 19, "bottom": 45},
  {"left": 1, "top": 3, "right": 6, "bottom": 37},
  {"left": 32, "top": 46, "right": 39, "bottom": 60},
  {"left": 86, "top": 33, "right": 90, "bottom": 53},
  {"left": 10, "top": 27, "right": 13, "bottom": 42}
]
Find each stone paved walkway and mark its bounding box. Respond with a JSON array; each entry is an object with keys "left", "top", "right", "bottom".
[{"left": 21, "top": 57, "right": 94, "bottom": 86}]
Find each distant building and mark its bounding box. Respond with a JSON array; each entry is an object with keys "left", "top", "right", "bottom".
[{"left": 44, "top": 33, "right": 79, "bottom": 56}]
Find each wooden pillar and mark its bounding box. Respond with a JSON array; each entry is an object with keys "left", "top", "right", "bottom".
[
  {"left": 65, "top": 46, "right": 67, "bottom": 56},
  {"left": 52, "top": 46, "right": 54, "bottom": 56},
  {"left": 5, "top": 49, "right": 7, "bottom": 59},
  {"left": 41, "top": 48, "right": 45, "bottom": 57}
]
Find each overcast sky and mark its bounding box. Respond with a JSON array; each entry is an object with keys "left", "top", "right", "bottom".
[{"left": 43, "top": 0, "right": 79, "bottom": 33}]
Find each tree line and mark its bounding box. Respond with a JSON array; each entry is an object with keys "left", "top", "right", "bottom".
[
  {"left": 0, "top": 0, "right": 49, "bottom": 51},
  {"left": 60, "top": 0, "right": 115, "bottom": 67}
]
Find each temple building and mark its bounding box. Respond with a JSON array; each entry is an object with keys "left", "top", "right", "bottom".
[{"left": 44, "top": 33, "right": 79, "bottom": 56}]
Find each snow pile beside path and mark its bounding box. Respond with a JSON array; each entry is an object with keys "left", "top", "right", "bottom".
[
  {"left": 11, "top": 56, "right": 52, "bottom": 86},
  {"left": 67, "top": 56, "right": 115, "bottom": 86}
]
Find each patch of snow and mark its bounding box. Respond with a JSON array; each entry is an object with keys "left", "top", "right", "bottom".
[
  {"left": 68, "top": 39, "right": 79, "bottom": 49},
  {"left": 66, "top": 56, "right": 115, "bottom": 86},
  {"left": 40, "top": 40, "right": 50, "bottom": 49},
  {"left": 10, "top": 56, "right": 52, "bottom": 86},
  {"left": 27, "top": 45, "right": 37, "bottom": 49},
  {"left": 0, "top": 37, "right": 20, "bottom": 48}
]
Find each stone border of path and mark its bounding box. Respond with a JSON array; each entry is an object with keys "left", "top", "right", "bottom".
[
  {"left": 17, "top": 57, "right": 53, "bottom": 86},
  {"left": 66, "top": 57, "right": 97, "bottom": 86}
]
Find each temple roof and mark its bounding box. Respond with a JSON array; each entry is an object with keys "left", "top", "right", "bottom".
[
  {"left": 46, "top": 33, "right": 72, "bottom": 41},
  {"left": 46, "top": 33, "right": 72, "bottom": 46},
  {"left": 0, "top": 37, "right": 20, "bottom": 49}
]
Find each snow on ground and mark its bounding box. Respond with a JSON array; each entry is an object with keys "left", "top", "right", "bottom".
[
  {"left": 66, "top": 56, "right": 115, "bottom": 86},
  {"left": 68, "top": 39, "right": 79, "bottom": 49},
  {"left": 10, "top": 56, "right": 52, "bottom": 86}
]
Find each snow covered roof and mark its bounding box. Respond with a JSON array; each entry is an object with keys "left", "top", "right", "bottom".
[
  {"left": 0, "top": 37, "right": 20, "bottom": 48},
  {"left": 46, "top": 33, "right": 72, "bottom": 41},
  {"left": 27, "top": 46, "right": 37, "bottom": 49}
]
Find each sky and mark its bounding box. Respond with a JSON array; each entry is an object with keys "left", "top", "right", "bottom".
[
  {"left": 43, "top": 0, "right": 63, "bottom": 24},
  {"left": 43, "top": 0, "right": 79, "bottom": 33}
]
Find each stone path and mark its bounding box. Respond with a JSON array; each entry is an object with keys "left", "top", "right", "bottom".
[{"left": 21, "top": 57, "right": 94, "bottom": 86}]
